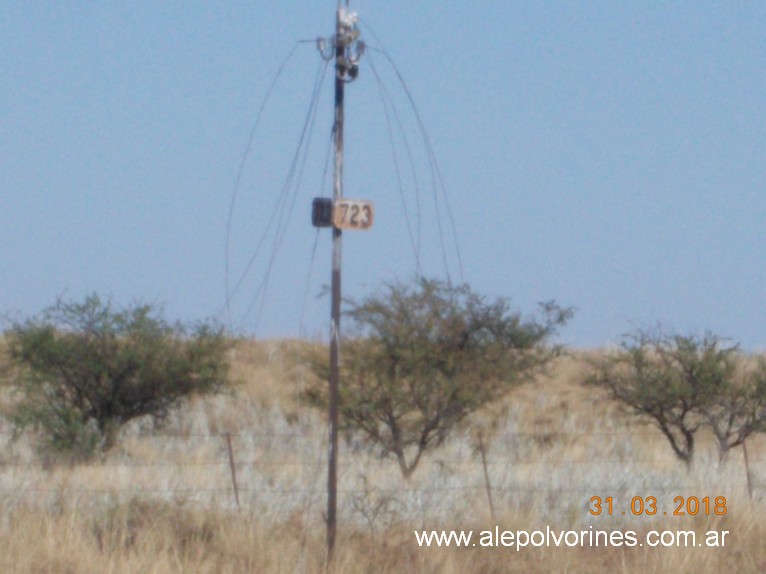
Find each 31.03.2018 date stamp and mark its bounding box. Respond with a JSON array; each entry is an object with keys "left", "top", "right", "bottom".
[{"left": 589, "top": 495, "right": 728, "bottom": 517}]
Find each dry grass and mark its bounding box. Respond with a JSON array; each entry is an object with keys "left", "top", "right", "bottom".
[
  {"left": 0, "top": 500, "right": 762, "bottom": 573},
  {"left": 1, "top": 341, "right": 765, "bottom": 573}
]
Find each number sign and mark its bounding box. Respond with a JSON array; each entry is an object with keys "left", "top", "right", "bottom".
[{"left": 333, "top": 199, "right": 374, "bottom": 230}]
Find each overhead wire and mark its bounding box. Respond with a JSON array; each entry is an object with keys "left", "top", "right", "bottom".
[
  {"left": 224, "top": 43, "right": 300, "bottom": 330},
  {"left": 360, "top": 20, "right": 464, "bottom": 283},
  {"left": 225, "top": 15, "right": 465, "bottom": 340},
  {"left": 298, "top": 128, "right": 335, "bottom": 337},
  {"left": 372, "top": 43, "right": 465, "bottom": 283},
  {"left": 239, "top": 58, "right": 331, "bottom": 333},
  {"left": 366, "top": 51, "right": 422, "bottom": 273}
]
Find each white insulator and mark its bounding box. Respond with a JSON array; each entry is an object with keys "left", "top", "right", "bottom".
[{"left": 339, "top": 9, "right": 359, "bottom": 28}]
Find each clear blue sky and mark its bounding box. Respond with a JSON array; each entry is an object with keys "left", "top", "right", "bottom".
[{"left": 2, "top": 2, "right": 765, "bottom": 349}]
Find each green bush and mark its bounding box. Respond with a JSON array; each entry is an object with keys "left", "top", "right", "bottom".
[
  {"left": 585, "top": 330, "right": 766, "bottom": 466},
  {"left": 3, "top": 294, "right": 230, "bottom": 460},
  {"left": 305, "top": 277, "right": 572, "bottom": 478}
]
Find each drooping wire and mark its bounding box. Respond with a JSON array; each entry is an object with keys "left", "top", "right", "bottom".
[
  {"left": 298, "top": 128, "right": 335, "bottom": 337},
  {"left": 224, "top": 16, "right": 464, "bottom": 337},
  {"left": 238, "top": 58, "right": 331, "bottom": 333},
  {"left": 367, "top": 51, "right": 422, "bottom": 273},
  {"left": 371, "top": 45, "right": 464, "bottom": 284},
  {"left": 224, "top": 52, "right": 329, "bottom": 334},
  {"left": 361, "top": 20, "right": 464, "bottom": 283},
  {"left": 223, "top": 43, "right": 299, "bottom": 330}
]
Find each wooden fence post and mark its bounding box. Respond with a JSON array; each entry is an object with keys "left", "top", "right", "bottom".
[
  {"left": 225, "top": 432, "right": 241, "bottom": 511},
  {"left": 743, "top": 440, "right": 753, "bottom": 501}
]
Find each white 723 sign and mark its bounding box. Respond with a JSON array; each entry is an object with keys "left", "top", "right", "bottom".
[{"left": 333, "top": 199, "right": 374, "bottom": 230}]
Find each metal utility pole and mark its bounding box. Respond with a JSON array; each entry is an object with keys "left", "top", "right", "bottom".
[
  {"left": 316, "top": 1, "right": 366, "bottom": 563},
  {"left": 326, "top": 3, "right": 345, "bottom": 560}
]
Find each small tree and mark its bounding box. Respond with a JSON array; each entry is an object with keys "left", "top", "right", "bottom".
[
  {"left": 305, "top": 277, "right": 572, "bottom": 478},
  {"left": 3, "top": 294, "right": 230, "bottom": 459},
  {"left": 701, "top": 359, "right": 766, "bottom": 462},
  {"left": 585, "top": 330, "right": 764, "bottom": 468}
]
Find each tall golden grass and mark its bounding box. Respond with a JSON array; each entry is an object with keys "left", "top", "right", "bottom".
[{"left": 0, "top": 340, "right": 764, "bottom": 573}]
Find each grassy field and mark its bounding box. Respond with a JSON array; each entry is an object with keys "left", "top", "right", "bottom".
[{"left": 0, "top": 340, "right": 764, "bottom": 573}]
